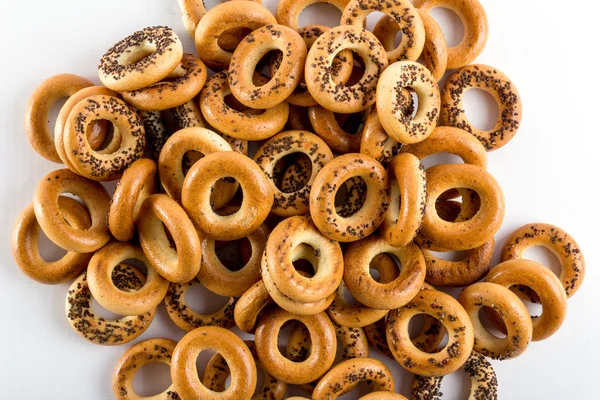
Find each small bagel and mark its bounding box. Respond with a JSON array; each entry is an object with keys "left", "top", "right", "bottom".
[
  {"left": 113, "top": 338, "right": 179, "bottom": 400},
  {"left": 263, "top": 216, "right": 343, "bottom": 303},
  {"left": 308, "top": 106, "right": 363, "bottom": 154},
  {"left": 122, "top": 54, "right": 207, "bottom": 111},
  {"left": 310, "top": 153, "right": 390, "bottom": 242},
  {"left": 64, "top": 95, "right": 146, "bottom": 181},
  {"left": 312, "top": 358, "right": 394, "bottom": 399},
  {"left": 374, "top": 10, "right": 447, "bottom": 81},
  {"left": 327, "top": 254, "right": 398, "bottom": 328},
  {"left": 401, "top": 126, "right": 488, "bottom": 169},
  {"left": 261, "top": 245, "right": 337, "bottom": 315},
  {"left": 377, "top": 61, "right": 441, "bottom": 145},
  {"left": 387, "top": 289, "right": 474, "bottom": 376},
  {"left": 34, "top": 169, "right": 111, "bottom": 253},
  {"left": 55, "top": 86, "right": 119, "bottom": 170},
  {"left": 182, "top": 151, "right": 274, "bottom": 241},
  {"left": 234, "top": 280, "right": 274, "bottom": 333},
  {"left": 194, "top": 1, "right": 277, "bottom": 70},
  {"left": 276, "top": 0, "right": 349, "bottom": 31},
  {"left": 158, "top": 127, "right": 235, "bottom": 205},
  {"left": 171, "top": 326, "right": 257, "bottom": 400},
  {"left": 164, "top": 278, "right": 237, "bottom": 332},
  {"left": 109, "top": 158, "right": 157, "bottom": 242},
  {"left": 65, "top": 267, "right": 155, "bottom": 345},
  {"left": 421, "top": 164, "right": 505, "bottom": 250},
  {"left": 255, "top": 308, "right": 336, "bottom": 385},
  {"left": 286, "top": 322, "right": 369, "bottom": 394},
  {"left": 137, "top": 194, "right": 202, "bottom": 283},
  {"left": 441, "top": 65, "right": 522, "bottom": 151},
  {"left": 486, "top": 259, "right": 568, "bottom": 341},
  {"left": 87, "top": 242, "right": 169, "bottom": 316},
  {"left": 380, "top": 153, "right": 427, "bottom": 247},
  {"left": 423, "top": 239, "right": 495, "bottom": 287},
  {"left": 12, "top": 197, "right": 93, "bottom": 284},
  {"left": 202, "top": 340, "right": 287, "bottom": 400},
  {"left": 501, "top": 223, "right": 585, "bottom": 298},
  {"left": 413, "top": 0, "right": 488, "bottom": 70},
  {"left": 344, "top": 235, "right": 426, "bottom": 309},
  {"left": 411, "top": 351, "right": 498, "bottom": 400},
  {"left": 254, "top": 130, "right": 334, "bottom": 216},
  {"left": 200, "top": 71, "right": 289, "bottom": 140},
  {"left": 305, "top": 25, "right": 388, "bottom": 113},
  {"left": 25, "top": 74, "right": 94, "bottom": 163},
  {"left": 229, "top": 24, "right": 307, "bottom": 109},
  {"left": 200, "top": 223, "right": 269, "bottom": 297},
  {"left": 99, "top": 26, "right": 183, "bottom": 92},
  {"left": 359, "top": 107, "right": 402, "bottom": 165},
  {"left": 457, "top": 282, "right": 533, "bottom": 360},
  {"left": 342, "top": 0, "right": 425, "bottom": 63}
]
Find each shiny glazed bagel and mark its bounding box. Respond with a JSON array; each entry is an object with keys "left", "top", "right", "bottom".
[
  {"left": 194, "top": 1, "right": 277, "bottom": 70},
  {"left": 305, "top": 25, "right": 388, "bottom": 113},
  {"left": 229, "top": 24, "right": 307, "bottom": 109},
  {"left": 34, "top": 169, "right": 111, "bottom": 253},
  {"left": 87, "top": 241, "right": 169, "bottom": 316},
  {"left": 137, "top": 194, "right": 202, "bottom": 283},
  {"left": 171, "top": 326, "right": 257, "bottom": 400},
  {"left": 310, "top": 153, "right": 390, "bottom": 242},
  {"left": 64, "top": 95, "right": 146, "bottom": 181},
  {"left": 12, "top": 197, "right": 93, "bottom": 284},
  {"left": 182, "top": 151, "right": 274, "bottom": 241},
  {"left": 25, "top": 73, "right": 94, "bottom": 163},
  {"left": 99, "top": 26, "right": 183, "bottom": 92},
  {"left": 122, "top": 53, "right": 207, "bottom": 111},
  {"left": 377, "top": 61, "right": 441, "bottom": 145},
  {"left": 113, "top": 338, "right": 179, "bottom": 400},
  {"left": 109, "top": 158, "right": 157, "bottom": 242},
  {"left": 342, "top": 0, "right": 425, "bottom": 63},
  {"left": 413, "top": 0, "right": 488, "bottom": 70},
  {"left": 501, "top": 223, "right": 585, "bottom": 298},
  {"left": 65, "top": 267, "right": 155, "bottom": 345}
]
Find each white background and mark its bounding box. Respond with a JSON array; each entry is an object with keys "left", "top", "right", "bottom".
[{"left": 0, "top": 0, "right": 599, "bottom": 399}]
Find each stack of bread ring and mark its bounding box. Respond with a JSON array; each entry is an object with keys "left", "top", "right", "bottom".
[{"left": 13, "top": 0, "right": 585, "bottom": 399}]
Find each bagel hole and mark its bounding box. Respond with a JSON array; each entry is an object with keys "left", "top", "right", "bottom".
[
  {"left": 368, "top": 268, "right": 381, "bottom": 282},
  {"left": 334, "top": 110, "right": 365, "bottom": 134},
  {"left": 210, "top": 176, "right": 241, "bottom": 212},
  {"left": 194, "top": 349, "right": 220, "bottom": 386},
  {"left": 429, "top": 7, "right": 465, "bottom": 47},
  {"left": 89, "top": 119, "right": 119, "bottom": 153},
  {"left": 223, "top": 94, "right": 266, "bottom": 115},
  {"left": 162, "top": 64, "right": 187, "bottom": 82},
  {"left": 121, "top": 44, "right": 157, "bottom": 66},
  {"left": 298, "top": 3, "right": 343, "bottom": 28},
  {"left": 522, "top": 246, "right": 562, "bottom": 279},
  {"left": 408, "top": 314, "right": 449, "bottom": 354},
  {"left": 255, "top": 50, "right": 283, "bottom": 81},
  {"left": 132, "top": 362, "right": 172, "bottom": 397},
  {"left": 421, "top": 153, "right": 464, "bottom": 170},
  {"left": 48, "top": 97, "right": 69, "bottom": 138},
  {"left": 407, "top": 88, "right": 419, "bottom": 119},
  {"left": 434, "top": 200, "right": 462, "bottom": 222},
  {"left": 336, "top": 380, "right": 374, "bottom": 399},
  {"left": 479, "top": 306, "right": 507, "bottom": 339},
  {"left": 37, "top": 227, "right": 68, "bottom": 262},
  {"left": 434, "top": 190, "right": 481, "bottom": 222},
  {"left": 278, "top": 321, "right": 305, "bottom": 357},
  {"left": 439, "top": 367, "right": 472, "bottom": 399},
  {"left": 463, "top": 89, "right": 500, "bottom": 131},
  {"left": 182, "top": 150, "right": 204, "bottom": 175},
  {"left": 408, "top": 313, "right": 426, "bottom": 339},
  {"left": 112, "top": 259, "right": 149, "bottom": 292},
  {"left": 509, "top": 285, "right": 543, "bottom": 318},
  {"left": 218, "top": 27, "right": 254, "bottom": 52},
  {"left": 335, "top": 177, "right": 367, "bottom": 218},
  {"left": 161, "top": 223, "right": 178, "bottom": 251},
  {"left": 90, "top": 298, "right": 123, "bottom": 320},
  {"left": 273, "top": 153, "right": 313, "bottom": 193},
  {"left": 185, "top": 279, "right": 231, "bottom": 314},
  {"left": 214, "top": 237, "right": 252, "bottom": 271},
  {"left": 365, "top": 11, "right": 388, "bottom": 32},
  {"left": 341, "top": 52, "right": 366, "bottom": 86},
  {"left": 291, "top": 243, "right": 318, "bottom": 277},
  {"left": 370, "top": 253, "right": 401, "bottom": 282}
]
